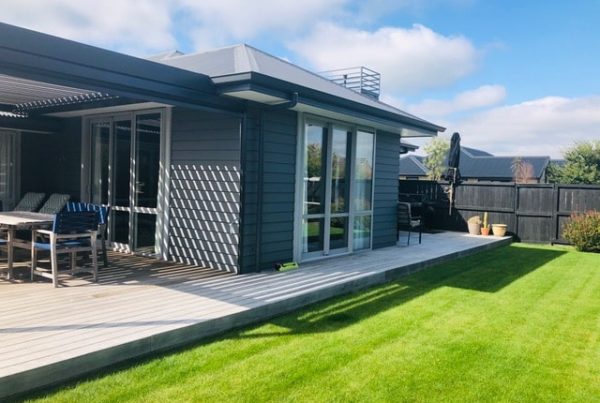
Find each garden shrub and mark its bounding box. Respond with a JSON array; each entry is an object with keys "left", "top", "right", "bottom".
[{"left": 563, "top": 210, "right": 600, "bottom": 252}]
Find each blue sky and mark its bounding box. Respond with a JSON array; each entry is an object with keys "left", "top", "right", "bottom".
[{"left": 2, "top": 0, "right": 599, "bottom": 158}]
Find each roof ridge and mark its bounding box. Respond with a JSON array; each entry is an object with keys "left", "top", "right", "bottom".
[{"left": 234, "top": 44, "right": 259, "bottom": 73}]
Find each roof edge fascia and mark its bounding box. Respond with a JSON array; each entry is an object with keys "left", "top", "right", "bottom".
[{"left": 213, "top": 72, "right": 444, "bottom": 134}]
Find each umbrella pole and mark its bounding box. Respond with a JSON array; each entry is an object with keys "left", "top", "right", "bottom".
[
  {"left": 448, "top": 184, "right": 453, "bottom": 215},
  {"left": 448, "top": 168, "right": 457, "bottom": 216}
]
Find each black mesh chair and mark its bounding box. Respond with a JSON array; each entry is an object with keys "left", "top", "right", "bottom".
[
  {"left": 38, "top": 194, "right": 71, "bottom": 214},
  {"left": 13, "top": 192, "right": 46, "bottom": 212},
  {"left": 397, "top": 202, "right": 422, "bottom": 246}
]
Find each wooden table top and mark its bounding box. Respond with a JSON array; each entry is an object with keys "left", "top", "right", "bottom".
[{"left": 0, "top": 211, "right": 55, "bottom": 226}]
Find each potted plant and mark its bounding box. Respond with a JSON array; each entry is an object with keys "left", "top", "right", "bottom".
[
  {"left": 492, "top": 223, "right": 508, "bottom": 237},
  {"left": 480, "top": 212, "right": 491, "bottom": 236},
  {"left": 467, "top": 215, "right": 481, "bottom": 235}
]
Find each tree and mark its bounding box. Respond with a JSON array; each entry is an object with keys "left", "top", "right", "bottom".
[
  {"left": 512, "top": 157, "right": 536, "bottom": 183},
  {"left": 423, "top": 137, "right": 449, "bottom": 180},
  {"left": 547, "top": 140, "right": 600, "bottom": 184}
]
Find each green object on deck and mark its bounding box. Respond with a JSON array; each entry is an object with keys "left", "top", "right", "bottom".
[{"left": 276, "top": 262, "right": 299, "bottom": 272}]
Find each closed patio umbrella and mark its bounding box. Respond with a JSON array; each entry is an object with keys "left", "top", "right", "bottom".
[{"left": 445, "top": 132, "right": 461, "bottom": 215}]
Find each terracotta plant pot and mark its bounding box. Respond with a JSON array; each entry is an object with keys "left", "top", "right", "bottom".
[
  {"left": 468, "top": 222, "right": 481, "bottom": 235},
  {"left": 492, "top": 224, "right": 507, "bottom": 237},
  {"left": 480, "top": 227, "right": 491, "bottom": 236}
]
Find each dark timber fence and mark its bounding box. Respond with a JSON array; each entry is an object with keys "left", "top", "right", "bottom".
[{"left": 399, "top": 180, "right": 600, "bottom": 243}]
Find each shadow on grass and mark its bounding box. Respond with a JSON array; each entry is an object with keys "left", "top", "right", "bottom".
[
  {"left": 236, "top": 244, "right": 566, "bottom": 338},
  {"left": 16, "top": 244, "right": 565, "bottom": 402}
]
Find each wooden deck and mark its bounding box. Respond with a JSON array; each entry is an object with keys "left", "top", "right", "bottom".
[{"left": 0, "top": 232, "right": 510, "bottom": 400}]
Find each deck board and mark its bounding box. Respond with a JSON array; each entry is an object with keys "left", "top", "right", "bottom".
[{"left": 0, "top": 232, "right": 510, "bottom": 399}]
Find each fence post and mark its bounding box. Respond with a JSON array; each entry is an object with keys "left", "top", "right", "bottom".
[
  {"left": 551, "top": 183, "right": 559, "bottom": 245},
  {"left": 513, "top": 183, "right": 519, "bottom": 237}
]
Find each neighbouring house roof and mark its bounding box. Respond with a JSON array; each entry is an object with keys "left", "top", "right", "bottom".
[
  {"left": 399, "top": 146, "right": 551, "bottom": 180},
  {"left": 399, "top": 155, "right": 428, "bottom": 176},
  {"left": 462, "top": 146, "right": 493, "bottom": 157},
  {"left": 155, "top": 44, "right": 444, "bottom": 136},
  {"left": 400, "top": 141, "right": 418, "bottom": 154}
]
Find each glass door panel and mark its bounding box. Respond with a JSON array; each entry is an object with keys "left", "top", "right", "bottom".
[
  {"left": 0, "top": 131, "right": 17, "bottom": 210},
  {"left": 302, "top": 123, "right": 351, "bottom": 258},
  {"left": 88, "top": 111, "right": 162, "bottom": 256},
  {"left": 304, "top": 123, "right": 327, "bottom": 215},
  {"left": 330, "top": 128, "right": 350, "bottom": 214},
  {"left": 134, "top": 213, "right": 157, "bottom": 253},
  {"left": 134, "top": 113, "right": 161, "bottom": 209},
  {"left": 113, "top": 120, "right": 132, "bottom": 207},
  {"left": 302, "top": 123, "right": 327, "bottom": 256},
  {"left": 353, "top": 215, "right": 371, "bottom": 250},
  {"left": 112, "top": 210, "right": 130, "bottom": 244},
  {"left": 354, "top": 131, "right": 374, "bottom": 211},
  {"left": 303, "top": 218, "right": 324, "bottom": 253},
  {"left": 90, "top": 122, "right": 110, "bottom": 205},
  {"left": 353, "top": 130, "right": 375, "bottom": 251},
  {"left": 132, "top": 113, "right": 161, "bottom": 254},
  {"left": 330, "top": 217, "right": 348, "bottom": 250}
]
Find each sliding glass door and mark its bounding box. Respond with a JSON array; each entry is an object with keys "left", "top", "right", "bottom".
[
  {"left": 301, "top": 119, "right": 373, "bottom": 260},
  {"left": 0, "top": 131, "right": 18, "bottom": 210},
  {"left": 88, "top": 110, "right": 163, "bottom": 255}
]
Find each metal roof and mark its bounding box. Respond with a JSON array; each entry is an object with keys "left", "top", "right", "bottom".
[
  {"left": 0, "top": 73, "right": 116, "bottom": 114},
  {"left": 155, "top": 44, "right": 444, "bottom": 133},
  {"left": 399, "top": 155, "right": 428, "bottom": 176},
  {"left": 0, "top": 23, "right": 237, "bottom": 115}
]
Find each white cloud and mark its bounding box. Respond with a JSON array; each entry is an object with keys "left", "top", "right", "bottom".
[
  {"left": 449, "top": 96, "right": 600, "bottom": 158},
  {"left": 179, "top": 0, "right": 347, "bottom": 50},
  {"left": 0, "top": 0, "right": 346, "bottom": 54},
  {"left": 0, "top": 0, "right": 176, "bottom": 55},
  {"left": 407, "top": 85, "right": 506, "bottom": 118},
  {"left": 290, "top": 23, "right": 478, "bottom": 93}
]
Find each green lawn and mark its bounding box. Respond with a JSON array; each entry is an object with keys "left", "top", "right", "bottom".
[{"left": 26, "top": 244, "right": 600, "bottom": 403}]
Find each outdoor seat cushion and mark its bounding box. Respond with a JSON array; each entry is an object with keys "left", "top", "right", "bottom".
[{"left": 34, "top": 239, "right": 90, "bottom": 251}]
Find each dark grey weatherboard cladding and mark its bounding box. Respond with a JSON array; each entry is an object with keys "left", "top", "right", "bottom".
[
  {"left": 372, "top": 131, "right": 400, "bottom": 248},
  {"left": 240, "top": 107, "right": 297, "bottom": 273},
  {"left": 168, "top": 108, "right": 242, "bottom": 272}
]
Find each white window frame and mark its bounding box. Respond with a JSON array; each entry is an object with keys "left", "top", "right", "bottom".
[
  {"left": 293, "top": 113, "right": 376, "bottom": 262},
  {"left": 80, "top": 106, "right": 171, "bottom": 258}
]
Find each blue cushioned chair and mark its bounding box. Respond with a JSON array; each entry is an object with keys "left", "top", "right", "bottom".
[
  {"left": 66, "top": 202, "right": 110, "bottom": 267},
  {"left": 31, "top": 211, "right": 99, "bottom": 287}
]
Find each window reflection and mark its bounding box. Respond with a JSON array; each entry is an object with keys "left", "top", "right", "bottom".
[
  {"left": 354, "top": 131, "right": 374, "bottom": 211},
  {"left": 304, "top": 123, "right": 327, "bottom": 215}
]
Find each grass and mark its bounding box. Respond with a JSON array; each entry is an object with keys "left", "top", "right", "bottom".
[{"left": 25, "top": 244, "right": 600, "bottom": 403}]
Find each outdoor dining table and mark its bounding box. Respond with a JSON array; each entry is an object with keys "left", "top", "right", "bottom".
[{"left": 0, "top": 211, "right": 54, "bottom": 280}]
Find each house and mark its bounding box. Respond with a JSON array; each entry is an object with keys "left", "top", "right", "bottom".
[
  {"left": 399, "top": 146, "right": 550, "bottom": 183},
  {"left": 399, "top": 141, "right": 418, "bottom": 154},
  {"left": 0, "top": 22, "right": 444, "bottom": 274}
]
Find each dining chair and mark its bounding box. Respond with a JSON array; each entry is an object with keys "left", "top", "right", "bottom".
[
  {"left": 31, "top": 211, "right": 98, "bottom": 287},
  {"left": 397, "top": 202, "right": 422, "bottom": 246},
  {"left": 66, "top": 202, "right": 110, "bottom": 267}
]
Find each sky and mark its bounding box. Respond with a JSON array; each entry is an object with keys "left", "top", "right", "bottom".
[{"left": 2, "top": 0, "right": 599, "bottom": 158}]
